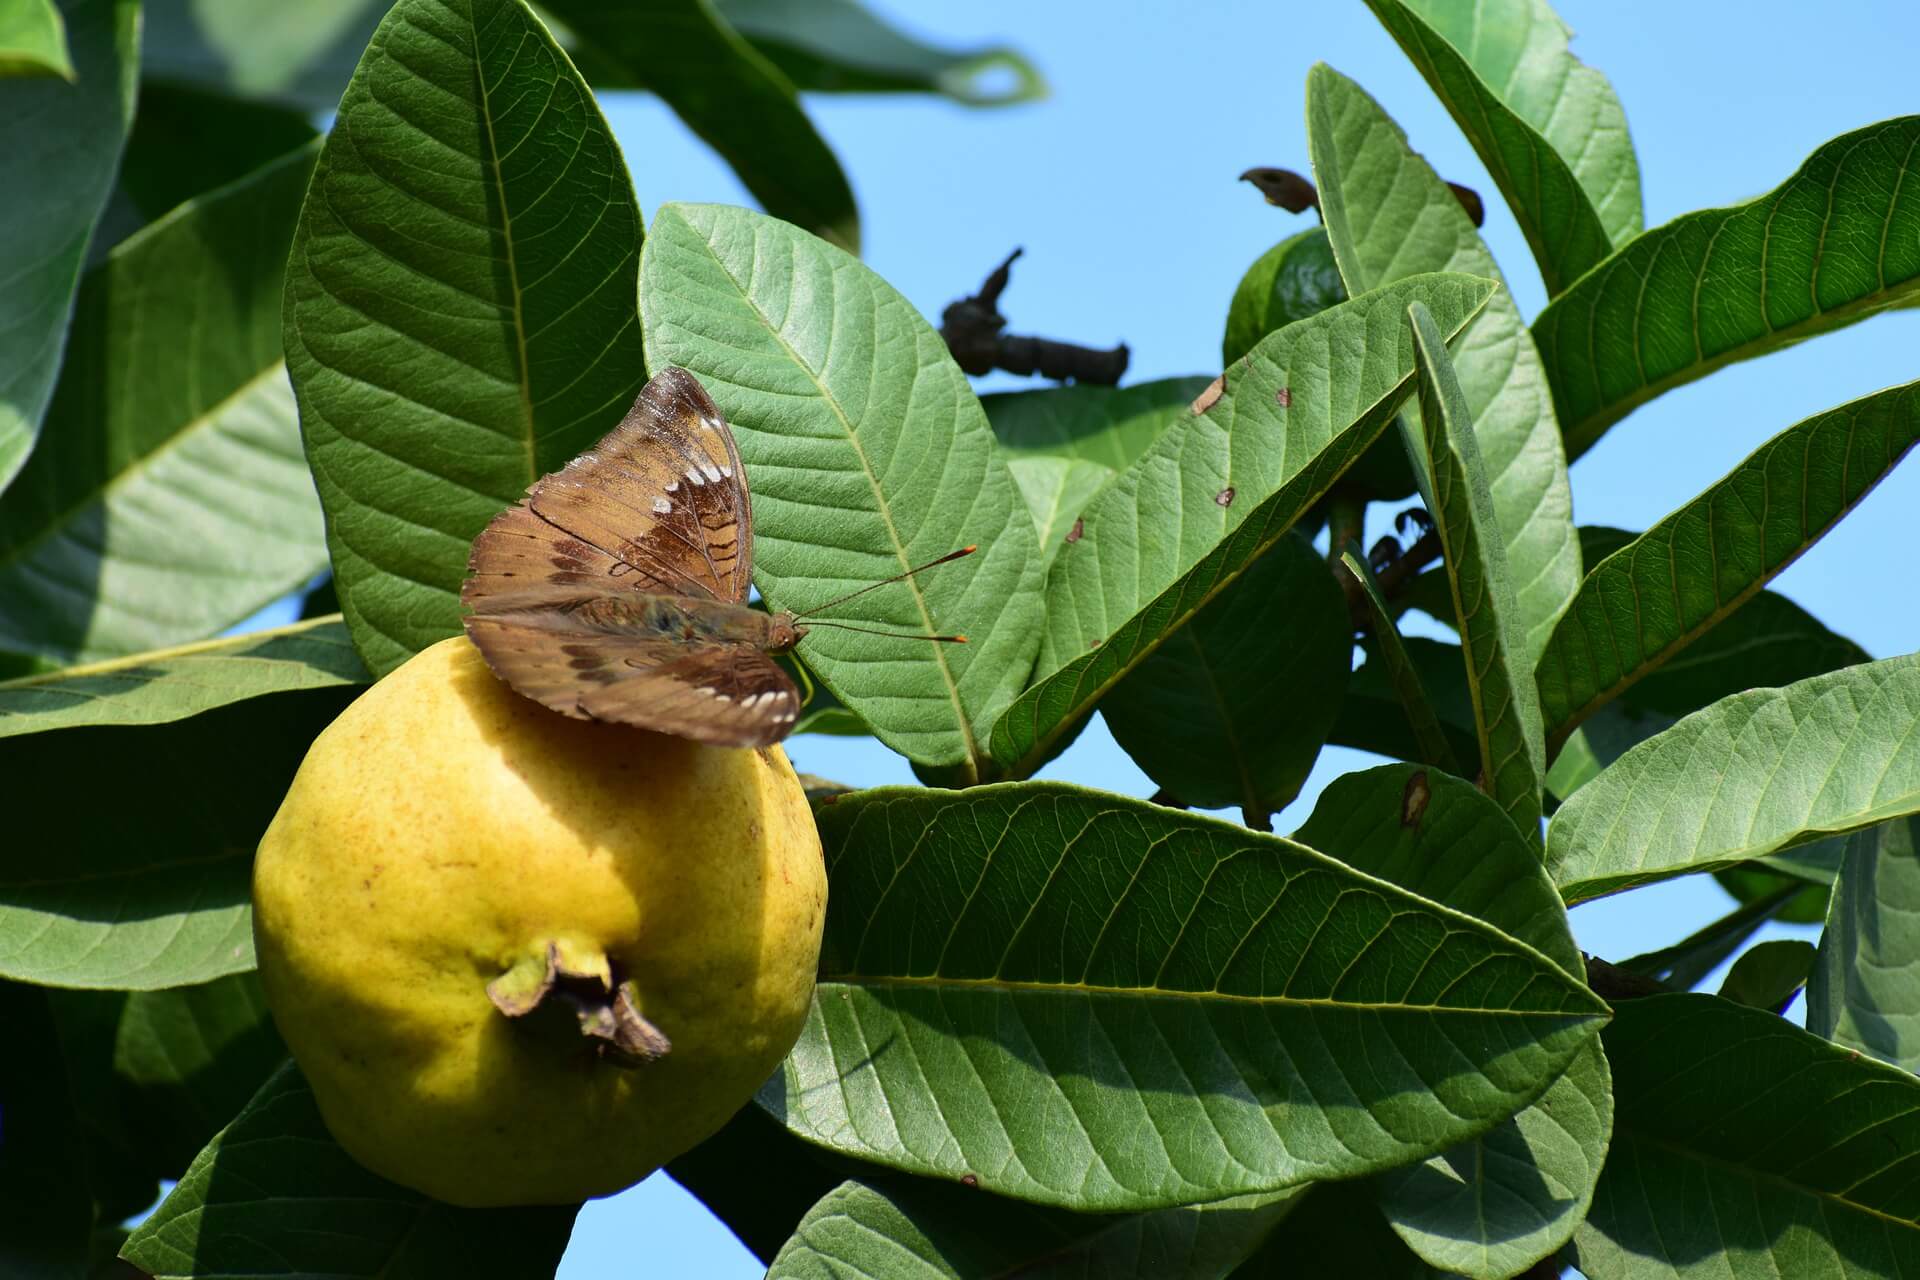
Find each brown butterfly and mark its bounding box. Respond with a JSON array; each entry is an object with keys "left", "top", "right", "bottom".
[{"left": 460, "top": 366, "right": 969, "bottom": 748}]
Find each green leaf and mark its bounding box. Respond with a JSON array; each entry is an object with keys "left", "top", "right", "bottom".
[
  {"left": 1549, "top": 653, "right": 1920, "bottom": 903},
  {"left": 140, "top": 0, "right": 384, "bottom": 109},
  {"left": 1403, "top": 301, "right": 1547, "bottom": 843},
  {"left": 0, "top": 983, "right": 96, "bottom": 1278},
  {"left": 0, "top": 672, "right": 354, "bottom": 988},
  {"left": 1808, "top": 818, "right": 1920, "bottom": 1072},
  {"left": 0, "top": 145, "right": 329, "bottom": 665},
  {"left": 0, "top": 0, "right": 73, "bottom": 77},
  {"left": 717, "top": 0, "right": 1045, "bottom": 106},
  {"left": 1221, "top": 228, "right": 1345, "bottom": 368},
  {"left": 1364, "top": 0, "right": 1639, "bottom": 295},
  {"left": 767, "top": 1178, "right": 1297, "bottom": 1280},
  {"left": 764, "top": 783, "right": 1608, "bottom": 1211},
  {"left": 1617, "top": 881, "right": 1806, "bottom": 993},
  {"left": 1309, "top": 63, "right": 1579, "bottom": 666},
  {"left": 1538, "top": 383, "right": 1919, "bottom": 748},
  {"left": 1573, "top": 993, "right": 1920, "bottom": 1279},
  {"left": 1715, "top": 939, "right": 1815, "bottom": 1012},
  {"left": 285, "top": 0, "right": 648, "bottom": 678},
  {"left": 1297, "top": 764, "right": 1610, "bottom": 1279},
  {"left": 0, "top": 0, "right": 137, "bottom": 491},
  {"left": 115, "top": 82, "right": 318, "bottom": 223},
  {"left": 1332, "top": 634, "right": 1479, "bottom": 767},
  {"left": 1102, "top": 532, "right": 1349, "bottom": 827},
  {"left": 0, "top": 616, "right": 364, "bottom": 737},
  {"left": 640, "top": 202, "right": 1045, "bottom": 774},
  {"left": 985, "top": 377, "right": 1206, "bottom": 570},
  {"left": 1536, "top": 117, "right": 1920, "bottom": 461},
  {"left": 991, "top": 273, "right": 1497, "bottom": 777},
  {"left": 120, "top": 1062, "right": 578, "bottom": 1279},
  {"left": 1339, "top": 549, "right": 1462, "bottom": 773},
  {"left": 544, "top": 0, "right": 858, "bottom": 252}
]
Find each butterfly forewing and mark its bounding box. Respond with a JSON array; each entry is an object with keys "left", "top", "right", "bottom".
[
  {"left": 461, "top": 367, "right": 800, "bottom": 746},
  {"left": 464, "top": 366, "right": 752, "bottom": 605}
]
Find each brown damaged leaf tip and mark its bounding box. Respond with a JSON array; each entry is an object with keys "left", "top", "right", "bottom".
[{"left": 1239, "top": 166, "right": 1319, "bottom": 214}]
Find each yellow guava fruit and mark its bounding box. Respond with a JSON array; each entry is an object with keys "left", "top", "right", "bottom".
[{"left": 251, "top": 635, "right": 825, "bottom": 1206}]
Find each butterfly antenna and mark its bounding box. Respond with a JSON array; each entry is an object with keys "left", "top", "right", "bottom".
[
  {"left": 794, "top": 546, "right": 977, "bottom": 619},
  {"left": 803, "top": 620, "right": 968, "bottom": 644}
]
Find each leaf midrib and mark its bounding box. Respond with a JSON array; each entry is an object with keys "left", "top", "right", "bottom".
[
  {"left": 468, "top": 4, "right": 538, "bottom": 485},
  {"left": 820, "top": 973, "right": 1601, "bottom": 1020}
]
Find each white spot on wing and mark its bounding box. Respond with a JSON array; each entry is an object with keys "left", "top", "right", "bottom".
[
  {"left": 651, "top": 496, "right": 671, "bottom": 514},
  {"left": 700, "top": 461, "right": 723, "bottom": 482},
  {"left": 684, "top": 467, "right": 707, "bottom": 486},
  {"left": 701, "top": 414, "right": 723, "bottom": 435},
  {"left": 718, "top": 464, "right": 733, "bottom": 478},
  {"left": 665, "top": 480, "right": 679, "bottom": 492}
]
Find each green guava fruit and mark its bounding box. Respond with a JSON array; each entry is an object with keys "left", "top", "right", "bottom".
[{"left": 251, "top": 635, "right": 826, "bottom": 1206}]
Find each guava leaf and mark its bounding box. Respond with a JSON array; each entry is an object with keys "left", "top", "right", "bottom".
[
  {"left": 1538, "top": 383, "right": 1919, "bottom": 748},
  {"left": 0, "top": 982, "right": 96, "bottom": 1277},
  {"left": 1715, "top": 939, "right": 1815, "bottom": 1012},
  {"left": 1309, "top": 63, "right": 1579, "bottom": 666},
  {"left": 766, "top": 1178, "right": 1298, "bottom": 1280},
  {"left": 1102, "top": 531, "right": 1350, "bottom": 827},
  {"left": 0, "top": 0, "right": 137, "bottom": 491},
  {"left": 0, "top": 145, "right": 328, "bottom": 667},
  {"left": 120, "top": 1062, "right": 579, "bottom": 1279},
  {"left": 987, "top": 379, "right": 1205, "bottom": 570},
  {"left": 1402, "top": 301, "right": 1547, "bottom": 843},
  {"left": 140, "top": 0, "right": 385, "bottom": 109},
  {"left": 1364, "top": 0, "right": 1639, "bottom": 295},
  {"left": 1548, "top": 653, "right": 1920, "bottom": 903},
  {"left": 1333, "top": 634, "right": 1478, "bottom": 767},
  {"left": 0, "top": 632, "right": 358, "bottom": 987},
  {"left": 640, "top": 202, "right": 1045, "bottom": 774},
  {"left": 991, "top": 273, "right": 1497, "bottom": 777},
  {"left": 762, "top": 782, "right": 1608, "bottom": 1212},
  {"left": 114, "top": 82, "right": 318, "bottom": 223},
  {"left": 1807, "top": 817, "right": 1920, "bottom": 1072},
  {"left": 717, "top": 0, "right": 1046, "bottom": 106},
  {"left": 1572, "top": 993, "right": 1920, "bottom": 1278},
  {"left": 543, "top": 0, "right": 857, "bottom": 252},
  {"left": 666, "top": 1104, "right": 850, "bottom": 1264},
  {"left": 1339, "top": 548, "right": 1460, "bottom": 773},
  {"left": 0, "top": 0, "right": 73, "bottom": 78},
  {"left": 1297, "top": 765, "right": 1609, "bottom": 1278},
  {"left": 1535, "top": 116, "right": 1920, "bottom": 461},
  {"left": 1229, "top": 1182, "right": 1442, "bottom": 1277},
  {"left": 1221, "top": 228, "right": 1345, "bottom": 369},
  {"left": 284, "top": 0, "right": 648, "bottom": 677}
]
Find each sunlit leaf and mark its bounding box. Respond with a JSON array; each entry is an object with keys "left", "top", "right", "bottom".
[
  {"left": 765, "top": 783, "right": 1607, "bottom": 1211},
  {"left": 991, "top": 274, "right": 1496, "bottom": 777},
  {"left": 1221, "top": 228, "right": 1344, "bottom": 369},
  {"left": 641, "top": 202, "right": 1045, "bottom": 774},
  {"left": 1365, "top": 0, "right": 1639, "bottom": 294},
  {"left": 1310, "top": 64, "right": 1578, "bottom": 666},
  {"left": 0, "top": 0, "right": 73, "bottom": 77},
  {"left": 1535, "top": 117, "right": 1920, "bottom": 460},
  {"left": 1402, "top": 301, "right": 1546, "bottom": 843},
  {"left": 1538, "top": 383, "right": 1919, "bottom": 748},
  {"left": 284, "top": 0, "right": 648, "bottom": 676},
  {"left": 1550, "top": 653, "right": 1920, "bottom": 902}
]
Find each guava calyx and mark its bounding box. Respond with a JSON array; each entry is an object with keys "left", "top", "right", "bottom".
[{"left": 486, "top": 940, "right": 672, "bottom": 1067}]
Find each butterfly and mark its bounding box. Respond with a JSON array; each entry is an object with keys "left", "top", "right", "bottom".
[{"left": 460, "top": 366, "right": 969, "bottom": 748}]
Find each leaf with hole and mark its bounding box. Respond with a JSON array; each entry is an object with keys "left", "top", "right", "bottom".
[{"left": 991, "top": 273, "right": 1497, "bottom": 778}]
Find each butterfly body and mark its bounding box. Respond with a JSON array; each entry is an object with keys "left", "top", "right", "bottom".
[{"left": 461, "top": 368, "right": 805, "bottom": 747}]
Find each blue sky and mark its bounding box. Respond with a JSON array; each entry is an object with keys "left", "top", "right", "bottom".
[{"left": 560, "top": 3, "right": 1920, "bottom": 1272}]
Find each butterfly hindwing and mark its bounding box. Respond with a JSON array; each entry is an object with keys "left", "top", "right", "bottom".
[
  {"left": 461, "top": 588, "right": 801, "bottom": 747},
  {"left": 464, "top": 367, "right": 752, "bottom": 605}
]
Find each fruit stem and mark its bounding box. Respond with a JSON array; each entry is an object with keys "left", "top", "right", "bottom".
[{"left": 486, "top": 941, "right": 672, "bottom": 1067}]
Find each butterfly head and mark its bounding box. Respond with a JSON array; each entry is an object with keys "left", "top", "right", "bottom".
[{"left": 766, "top": 611, "right": 806, "bottom": 654}]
